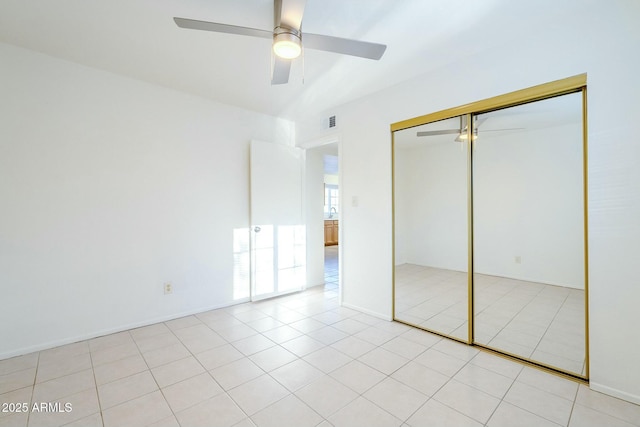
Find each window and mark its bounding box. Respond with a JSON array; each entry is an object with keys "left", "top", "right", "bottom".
[{"left": 324, "top": 184, "right": 339, "bottom": 218}]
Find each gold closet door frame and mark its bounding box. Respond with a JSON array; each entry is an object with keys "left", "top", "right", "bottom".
[{"left": 390, "top": 74, "right": 589, "bottom": 381}]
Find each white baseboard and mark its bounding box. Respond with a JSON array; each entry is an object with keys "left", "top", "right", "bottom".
[
  {"left": 341, "top": 301, "right": 392, "bottom": 321},
  {"left": 589, "top": 381, "right": 640, "bottom": 405},
  {"left": 0, "top": 299, "right": 249, "bottom": 360}
]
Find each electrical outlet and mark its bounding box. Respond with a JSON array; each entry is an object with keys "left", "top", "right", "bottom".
[
  {"left": 515, "top": 256, "right": 522, "bottom": 264},
  {"left": 164, "top": 283, "right": 173, "bottom": 295}
]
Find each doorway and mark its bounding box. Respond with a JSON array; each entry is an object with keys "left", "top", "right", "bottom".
[
  {"left": 305, "top": 141, "right": 341, "bottom": 293},
  {"left": 323, "top": 149, "right": 339, "bottom": 290}
]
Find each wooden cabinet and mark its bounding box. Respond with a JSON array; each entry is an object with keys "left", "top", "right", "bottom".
[{"left": 324, "top": 220, "right": 339, "bottom": 246}]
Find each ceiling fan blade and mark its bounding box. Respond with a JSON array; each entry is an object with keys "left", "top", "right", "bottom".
[
  {"left": 304, "top": 33, "right": 386, "bottom": 60},
  {"left": 271, "top": 56, "right": 292, "bottom": 85},
  {"left": 416, "top": 129, "right": 460, "bottom": 137},
  {"left": 276, "top": 0, "right": 307, "bottom": 29},
  {"left": 173, "top": 17, "right": 271, "bottom": 39}
]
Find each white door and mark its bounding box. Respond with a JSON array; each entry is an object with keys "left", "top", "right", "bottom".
[{"left": 250, "top": 140, "right": 306, "bottom": 300}]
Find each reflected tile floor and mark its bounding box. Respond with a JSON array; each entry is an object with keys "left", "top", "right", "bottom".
[
  {"left": 395, "top": 264, "right": 586, "bottom": 376},
  {"left": 2, "top": 263, "right": 639, "bottom": 426}
]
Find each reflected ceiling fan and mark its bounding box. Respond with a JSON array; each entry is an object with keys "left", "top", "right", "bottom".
[
  {"left": 174, "top": 0, "right": 387, "bottom": 85},
  {"left": 417, "top": 117, "right": 524, "bottom": 142}
]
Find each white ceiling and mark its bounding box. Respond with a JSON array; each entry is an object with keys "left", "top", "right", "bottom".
[{"left": 0, "top": 0, "right": 575, "bottom": 121}]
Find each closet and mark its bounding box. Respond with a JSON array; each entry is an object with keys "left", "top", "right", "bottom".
[{"left": 392, "top": 75, "right": 588, "bottom": 379}]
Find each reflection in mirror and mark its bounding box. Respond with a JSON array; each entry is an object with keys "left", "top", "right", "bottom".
[
  {"left": 472, "top": 92, "right": 586, "bottom": 376},
  {"left": 393, "top": 116, "right": 469, "bottom": 341}
]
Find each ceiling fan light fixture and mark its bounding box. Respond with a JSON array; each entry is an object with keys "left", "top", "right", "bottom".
[
  {"left": 458, "top": 127, "right": 479, "bottom": 141},
  {"left": 273, "top": 31, "right": 302, "bottom": 59}
]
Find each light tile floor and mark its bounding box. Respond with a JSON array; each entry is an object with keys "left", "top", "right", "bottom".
[
  {"left": 1, "top": 250, "right": 638, "bottom": 427},
  {"left": 395, "top": 264, "right": 586, "bottom": 376}
]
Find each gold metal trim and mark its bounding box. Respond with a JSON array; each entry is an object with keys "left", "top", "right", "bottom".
[
  {"left": 583, "top": 86, "right": 590, "bottom": 379},
  {"left": 466, "top": 113, "right": 474, "bottom": 345},
  {"left": 390, "top": 74, "right": 589, "bottom": 380},
  {"left": 391, "top": 74, "right": 587, "bottom": 132},
  {"left": 475, "top": 344, "right": 588, "bottom": 384},
  {"left": 394, "top": 319, "right": 470, "bottom": 346},
  {"left": 391, "top": 129, "right": 397, "bottom": 320}
]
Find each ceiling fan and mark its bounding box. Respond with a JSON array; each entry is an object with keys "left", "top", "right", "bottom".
[
  {"left": 417, "top": 117, "right": 524, "bottom": 142},
  {"left": 173, "top": 0, "right": 387, "bottom": 85}
]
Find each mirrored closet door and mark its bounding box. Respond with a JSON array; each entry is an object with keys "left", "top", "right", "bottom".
[
  {"left": 392, "top": 75, "right": 588, "bottom": 379},
  {"left": 472, "top": 92, "right": 586, "bottom": 376},
  {"left": 393, "top": 115, "right": 470, "bottom": 342}
]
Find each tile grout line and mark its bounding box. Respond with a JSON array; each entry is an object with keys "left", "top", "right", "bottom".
[
  {"left": 87, "top": 342, "right": 105, "bottom": 427},
  {"left": 326, "top": 326, "right": 432, "bottom": 425},
  {"left": 25, "top": 351, "right": 40, "bottom": 427},
  {"left": 565, "top": 383, "right": 582, "bottom": 427},
  {"left": 177, "top": 311, "right": 271, "bottom": 425},
  {"left": 156, "top": 318, "right": 222, "bottom": 425},
  {"left": 128, "top": 327, "right": 186, "bottom": 427},
  {"left": 416, "top": 353, "right": 489, "bottom": 425},
  {"left": 529, "top": 290, "right": 571, "bottom": 362},
  {"left": 480, "top": 282, "right": 548, "bottom": 357}
]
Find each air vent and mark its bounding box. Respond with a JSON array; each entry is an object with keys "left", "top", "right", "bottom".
[{"left": 322, "top": 115, "right": 338, "bottom": 130}]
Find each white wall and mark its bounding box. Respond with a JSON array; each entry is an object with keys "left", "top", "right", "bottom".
[
  {"left": 394, "top": 140, "right": 467, "bottom": 271},
  {"left": 474, "top": 123, "right": 585, "bottom": 288},
  {"left": 305, "top": 147, "right": 326, "bottom": 288},
  {"left": 0, "top": 42, "right": 294, "bottom": 358},
  {"left": 296, "top": 1, "right": 640, "bottom": 403},
  {"left": 324, "top": 174, "right": 339, "bottom": 186}
]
